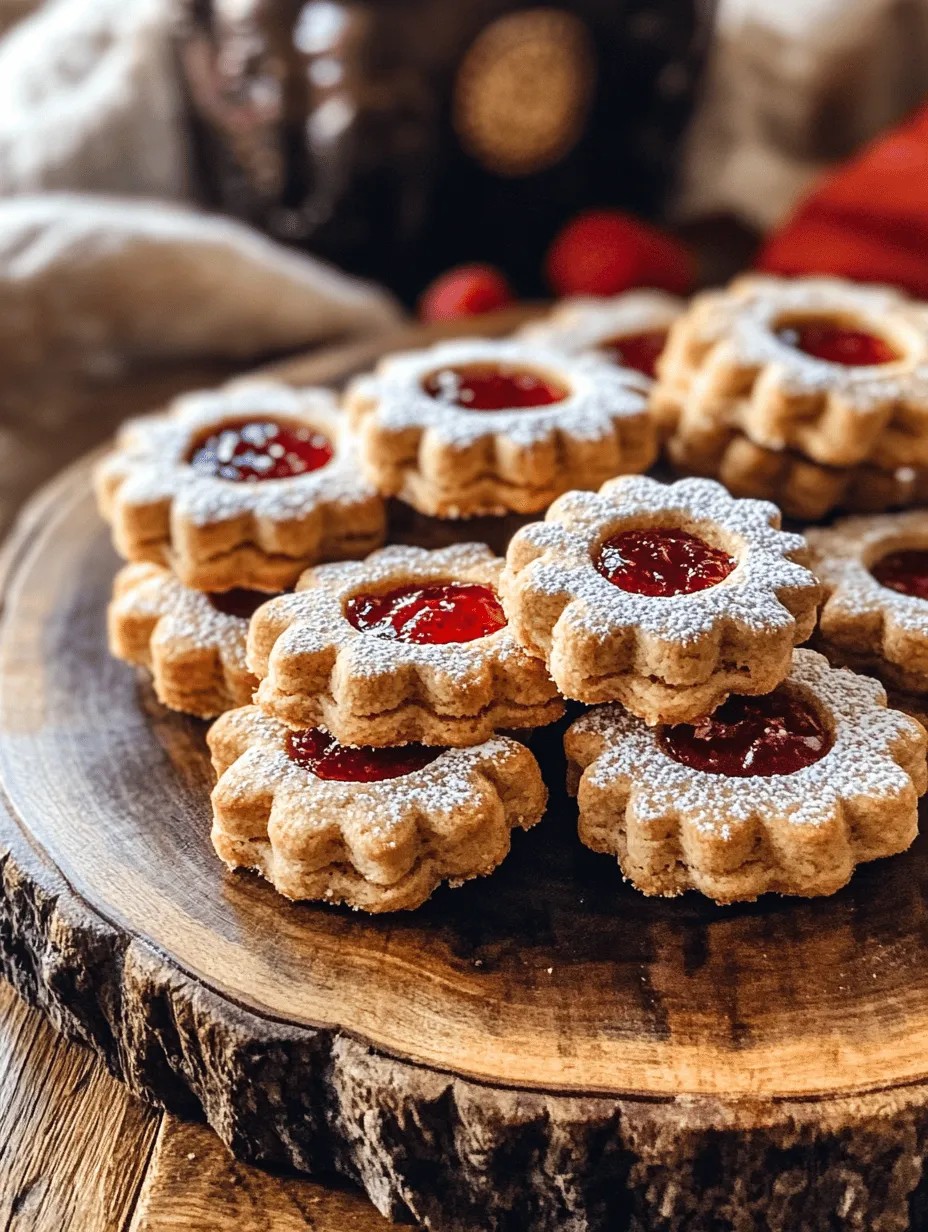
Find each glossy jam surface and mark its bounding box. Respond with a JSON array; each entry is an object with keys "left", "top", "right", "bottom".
[
  {"left": 871, "top": 548, "right": 928, "bottom": 600},
  {"left": 660, "top": 689, "right": 831, "bottom": 778},
  {"left": 599, "top": 329, "right": 667, "bottom": 378},
  {"left": 188, "top": 418, "right": 333, "bottom": 481},
  {"left": 775, "top": 320, "right": 898, "bottom": 366},
  {"left": 286, "top": 727, "right": 442, "bottom": 782},
  {"left": 346, "top": 581, "right": 506, "bottom": 645},
  {"left": 422, "top": 362, "right": 568, "bottom": 410},
  {"left": 596, "top": 528, "right": 736, "bottom": 597},
  {"left": 207, "top": 588, "right": 274, "bottom": 620}
]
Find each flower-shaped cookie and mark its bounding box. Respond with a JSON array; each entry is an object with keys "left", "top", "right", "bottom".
[
  {"left": 668, "top": 420, "right": 928, "bottom": 521},
  {"left": 501, "top": 475, "right": 821, "bottom": 725},
  {"left": 248, "top": 543, "right": 564, "bottom": 746},
  {"left": 807, "top": 510, "right": 928, "bottom": 693},
  {"left": 517, "top": 290, "right": 683, "bottom": 380},
  {"left": 108, "top": 562, "right": 266, "bottom": 717},
  {"left": 344, "top": 337, "right": 654, "bottom": 518},
  {"left": 655, "top": 275, "right": 928, "bottom": 468},
  {"left": 565, "top": 649, "right": 927, "bottom": 903},
  {"left": 95, "top": 379, "right": 386, "bottom": 591},
  {"left": 208, "top": 705, "right": 547, "bottom": 911}
]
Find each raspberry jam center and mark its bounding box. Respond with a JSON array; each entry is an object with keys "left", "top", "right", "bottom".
[
  {"left": 346, "top": 581, "right": 506, "bottom": 645},
  {"left": 596, "top": 528, "right": 736, "bottom": 597},
  {"left": 188, "top": 418, "right": 334, "bottom": 481},
  {"left": 207, "top": 589, "right": 274, "bottom": 619},
  {"left": 660, "top": 689, "right": 831, "bottom": 778},
  {"left": 871, "top": 548, "right": 928, "bottom": 600},
  {"left": 422, "top": 363, "right": 568, "bottom": 410},
  {"left": 775, "top": 320, "right": 898, "bottom": 366},
  {"left": 286, "top": 727, "right": 442, "bottom": 782},
  {"left": 599, "top": 329, "right": 667, "bottom": 378}
]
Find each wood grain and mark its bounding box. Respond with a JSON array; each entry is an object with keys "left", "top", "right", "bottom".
[
  {"left": 0, "top": 981, "right": 158, "bottom": 1232},
  {"left": 4, "top": 316, "right": 928, "bottom": 1228},
  {"left": 129, "top": 1118, "right": 399, "bottom": 1232}
]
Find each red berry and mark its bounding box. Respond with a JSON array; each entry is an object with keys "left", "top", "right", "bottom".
[
  {"left": 419, "top": 264, "right": 515, "bottom": 322},
  {"left": 546, "top": 209, "right": 695, "bottom": 298}
]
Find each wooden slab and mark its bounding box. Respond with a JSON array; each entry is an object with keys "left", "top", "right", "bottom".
[{"left": 3, "top": 318, "right": 928, "bottom": 1229}]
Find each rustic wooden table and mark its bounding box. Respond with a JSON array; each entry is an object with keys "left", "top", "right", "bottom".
[{"left": 0, "top": 358, "right": 397, "bottom": 1231}]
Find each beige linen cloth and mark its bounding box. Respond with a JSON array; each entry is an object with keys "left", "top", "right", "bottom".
[{"left": 0, "top": 0, "right": 400, "bottom": 376}]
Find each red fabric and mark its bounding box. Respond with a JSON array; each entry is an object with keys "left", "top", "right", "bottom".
[{"left": 757, "top": 103, "right": 928, "bottom": 296}]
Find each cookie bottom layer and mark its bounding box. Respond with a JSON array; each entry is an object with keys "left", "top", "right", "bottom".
[
  {"left": 668, "top": 427, "right": 928, "bottom": 522},
  {"left": 812, "top": 636, "right": 928, "bottom": 697},
  {"left": 567, "top": 760, "right": 919, "bottom": 904},
  {"left": 211, "top": 817, "right": 515, "bottom": 913},
  {"left": 253, "top": 684, "right": 565, "bottom": 747},
  {"left": 554, "top": 652, "right": 796, "bottom": 726}
]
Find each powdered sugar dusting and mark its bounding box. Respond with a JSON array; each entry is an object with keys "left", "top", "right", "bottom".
[
  {"left": 569, "top": 649, "right": 921, "bottom": 833},
  {"left": 681, "top": 276, "right": 928, "bottom": 412},
  {"left": 518, "top": 291, "right": 683, "bottom": 359},
  {"left": 351, "top": 337, "right": 651, "bottom": 448},
  {"left": 112, "top": 562, "right": 257, "bottom": 669},
  {"left": 103, "top": 379, "right": 379, "bottom": 526},
  {"left": 808, "top": 511, "right": 928, "bottom": 638},
  {"left": 250, "top": 542, "right": 555, "bottom": 700},
  {"left": 506, "top": 475, "right": 817, "bottom": 644}
]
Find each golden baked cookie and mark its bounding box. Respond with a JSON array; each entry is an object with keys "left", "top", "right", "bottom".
[
  {"left": 501, "top": 474, "right": 821, "bottom": 725},
  {"left": 108, "top": 561, "right": 265, "bottom": 718},
  {"left": 565, "top": 649, "right": 927, "bottom": 903},
  {"left": 655, "top": 275, "right": 928, "bottom": 467},
  {"left": 668, "top": 420, "right": 928, "bottom": 521},
  {"left": 344, "top": 337, "right": 655, "bottom": 518},
  {"left": 208, "top": 705, "right": 547, "bottom": 912},
  {"left": 807, "top": 510, "right": 928, "bottom": 693},
  {"left": 247, "top": 543, "right": 563, "bottom": 746},
  {"left": 95, "top": 380, "right": 386, "bottom": 591},
  {"left": 517, "top": 290, "right": 683, "bottom": 379}
]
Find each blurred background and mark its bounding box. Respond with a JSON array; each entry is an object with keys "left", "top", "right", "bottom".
[{"left": 0, "top": 0, "right": 927, "bottom": 403}]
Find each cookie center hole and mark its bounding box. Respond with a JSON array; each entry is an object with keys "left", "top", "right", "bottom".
[
  {"left": 187, "top": 418, "right": 334, "bottom": 482},
  {"left": 595, "top": 528, "right": 736, "bottom": 597},
  {"left": 345, "top": 581, "right": 506, "bottom": 644},
  {"left": 207, "top": 588, "right": 278, "bottom": 619},
  {"left": 774, "top": 316, "right": 899, "bottom": 366},
  {"left": 598, "top": 329, "right": 667, "bottom": 378},
  {"left": 659, "top": 688, "right": 832, "bottom": 778},
  {"left": 286, "top": 728, "right": 443, "bottom": 782},
  {"left": 422, "top": 362, "right": 568, "bottom": 410},
  {"left": 870, "top": 548, "right": 928, "bottom": 600}
]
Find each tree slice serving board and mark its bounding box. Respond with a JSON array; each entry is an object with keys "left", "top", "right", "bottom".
[{"left": 4, "top": 321, "right": 928, "bottom": 1231}]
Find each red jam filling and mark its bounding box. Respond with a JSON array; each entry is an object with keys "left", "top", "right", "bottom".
[
  {"left": 775, "top": 320, "right": 898, "bottom": 366},
  {"left": 345, "top": 581, "right": 506, "bottom": 644},
  {"left": 660, "top": 689, "right": 830, "bottom": 778},
  {"left": 188, "top": 418, "right": 334, "bottom": 481},
  {"left": 207, "top": 589, "right": 275, "bottom": 620},
  {"left": 599, "top": 329, "right": 668, "bottom": 378},
  {"left": 871, "top": 548, "right": 928, "bottom": 600},
  {"left": 596, "top": 528, "right": 736, "bottom": 597},
  {"left": 286, "top": 727, "right": 442, "bottom": 782},
  {"left": 422, "top": 363, "right": 567, "bottom": 410}
]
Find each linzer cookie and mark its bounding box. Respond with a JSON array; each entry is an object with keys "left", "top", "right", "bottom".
[
  {"left": 565, "top": 649, "right": 927, "bottom": 903},
  {"left": 669, "top": 421, "right": 928, "bottom": 521},
  {"left": 501, "top": 475, "right": 820, "bottom": 725},
  {"left": 656, "top": 275, "right": 928, "bottom": 467},
  {"left": 95, "top": 380, "right": 385, "bottom": 591},
  {"left": 344, "top": 337, "right": 654, "bottom": 518},
  {"left": 248, "top": 543, "right": 563, "bottom": 746},
  {"left": 517, "top": 290, "right": 683, "bottom": 379},
  {"left": 208, "top": 706, "right": 547, "bottom": 912},
  {"left": 807, "top": 511, "right": 928, "bottom": 693},
  {"left": 108, "top": 562, "right": 266, "bottom": 718}
]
